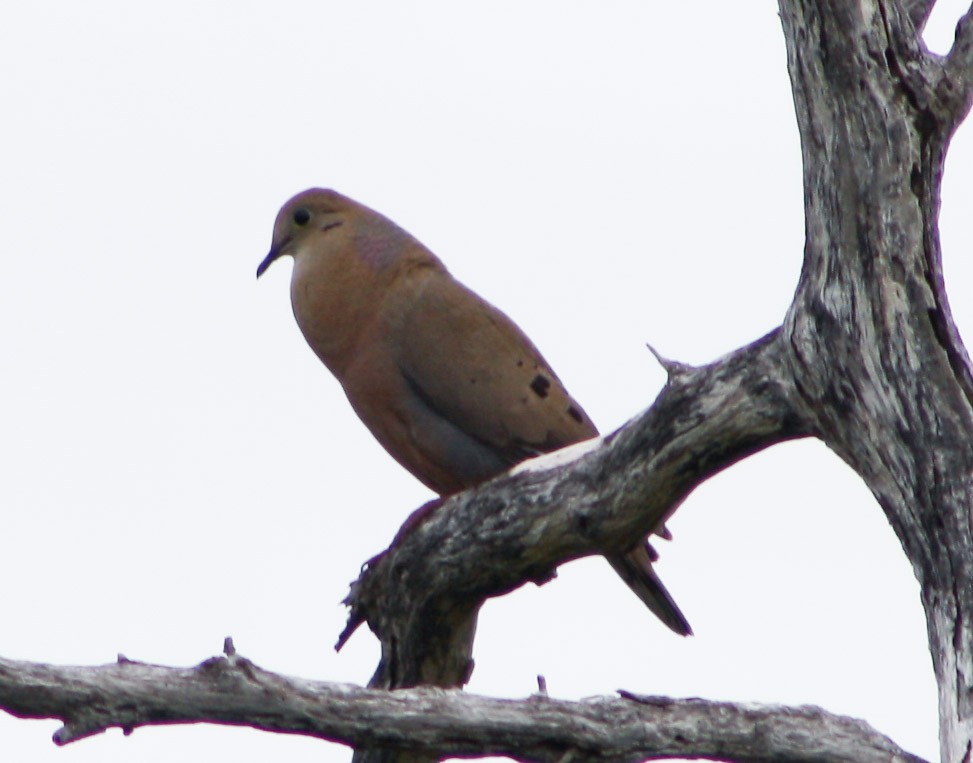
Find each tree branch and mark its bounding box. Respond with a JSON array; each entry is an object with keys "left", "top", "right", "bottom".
[
  {"left": 0, "top": 647, "right": 928, "bottom": 763},
  {"left": 947, "top": 4, "right": 973, "bottom": 93},
  {"left": 902, "top": 0, "right": 935, "bottom": 33},
  {"left": 342, "top": 328, "right": 811, "bottom": 692}
]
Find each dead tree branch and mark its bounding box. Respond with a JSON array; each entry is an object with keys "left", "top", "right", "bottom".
[
  {"left": 0, "top": 648, "right": 928, "bottom": 763},
  {"left": 343, "top": 328, "right": 810, "bottom": 691}
]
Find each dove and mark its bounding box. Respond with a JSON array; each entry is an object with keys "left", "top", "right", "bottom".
[{"left": 257, "top": 188, "right": 691, "bottom": 635}]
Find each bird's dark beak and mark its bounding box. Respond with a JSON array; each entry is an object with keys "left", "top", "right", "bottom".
[{"left": 256, "top": 246, "right": 282, "bottom": 279}]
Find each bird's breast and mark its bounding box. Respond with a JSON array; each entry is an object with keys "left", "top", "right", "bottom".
[{"left": 289, "top": 255, "right": 383, "bottom": 379}]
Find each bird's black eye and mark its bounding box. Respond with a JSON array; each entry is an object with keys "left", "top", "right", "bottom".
[{"left": 293, "top": 208, "right": 311, "bottom": 226}]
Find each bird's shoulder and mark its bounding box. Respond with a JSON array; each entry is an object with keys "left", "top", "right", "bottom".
[{"left": 390, "top": 270, "right": 598, "bottom": 455}]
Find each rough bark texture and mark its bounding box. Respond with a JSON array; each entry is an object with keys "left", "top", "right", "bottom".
[
  {"left": 0, "top": 648, "right": 929, "bottom": 763},
  {"left": 777, "top": 2, "right": 973, "bottom": 760}
]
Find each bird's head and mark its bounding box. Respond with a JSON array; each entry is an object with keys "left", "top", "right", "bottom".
[
  {"left": 256, "top": 188, "right": 357, "bottom": 279},
  {"left": 258, "top": 188, "right": 440, "bottom": 286}
]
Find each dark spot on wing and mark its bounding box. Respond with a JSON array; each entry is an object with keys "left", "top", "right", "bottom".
[
  {"left": 516, "top": 359, "right": 524, "bottom": 367},
  {"left": 567, "top": 405, "right": 584, "bottom": 423},
  {"left": 530, "top": 374, "right": 551, "bottom": 398}
]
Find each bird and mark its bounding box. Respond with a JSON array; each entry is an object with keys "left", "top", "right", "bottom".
[{"left": 257, "top": 188, "right": 691, "bottom": 635}]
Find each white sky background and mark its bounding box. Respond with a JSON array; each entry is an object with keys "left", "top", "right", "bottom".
[{"left": 1, "top": 2, "right": 970, "bottom": 761}]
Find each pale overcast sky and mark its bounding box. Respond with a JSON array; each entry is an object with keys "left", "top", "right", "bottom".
[{"left": 2, "top": 3, "right": 971, "bottom": 762}]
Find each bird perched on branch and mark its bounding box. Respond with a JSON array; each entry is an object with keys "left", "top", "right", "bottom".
[{"left": 257, "top": 188, "right": 691, "bottom": 635}]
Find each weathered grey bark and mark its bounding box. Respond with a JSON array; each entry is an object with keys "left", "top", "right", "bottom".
[
  {"left": 903, "top": 0, "right": 936, "bottom": 31},
  {"left": 1, "top": 2, "right": 972, "bottom": 762},
  {"left": 0, "top": 647, "right": 929, "bottom": 763},
  {"left": 777, "top": 2, "right": 973, "bottom": 760}
]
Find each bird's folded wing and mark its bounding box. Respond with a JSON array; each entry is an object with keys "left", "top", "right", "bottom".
[{"left": 393, "top": 270, "right": 599, "bottom": 463}]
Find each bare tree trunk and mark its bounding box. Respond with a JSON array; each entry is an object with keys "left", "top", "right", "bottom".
[{"left": 777, "top": 2, "right": 973, "bottom": 758}]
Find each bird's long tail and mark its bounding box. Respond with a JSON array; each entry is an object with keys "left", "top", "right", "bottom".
[{"left": 606, "top": 540, "right": 692, "bottom": 636}]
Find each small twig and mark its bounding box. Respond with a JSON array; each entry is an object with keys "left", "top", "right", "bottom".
[{"left": 645, "top": 343, "right": 695, "bottom": 380}]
